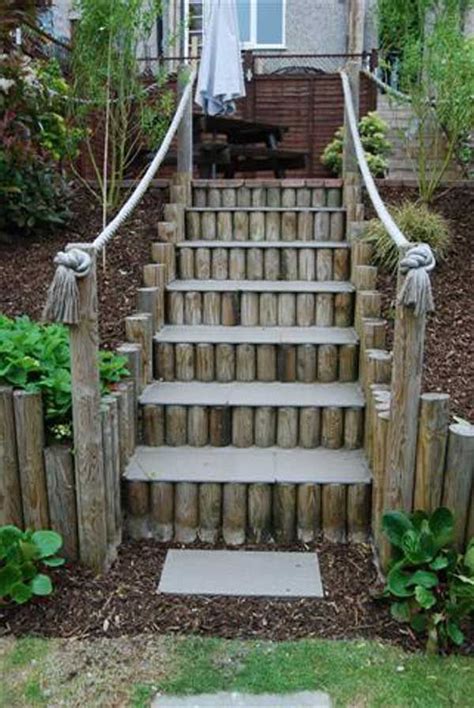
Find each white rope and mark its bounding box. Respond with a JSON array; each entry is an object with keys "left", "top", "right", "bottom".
[
  {"left": 340, "top": 70, "right": 435, "bottom": 315},
  {"left": 44, "top": 66, "right": 196, "bottom": 325},
  {"left": 398, "top": 243, "right": 435, "bottom": 315},
  {"left": 340, "top": 70, "right": 409, "bottom": 250},
  {"left": 361, "top": 69, "right": 412, "bottom": 104}
]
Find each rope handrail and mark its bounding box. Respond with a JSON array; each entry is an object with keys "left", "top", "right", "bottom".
[
  {"left": 44, "top": 66, "right": 197, "bottom": 325},
  {"left": 340, "top": 70, "right": 409, "bottom": 250},
  {"left": 361, "top": 68, "right": 412, "bottom": 104},
  {"left": 340, "top": 69, "right": 435, "bottom": 315}
]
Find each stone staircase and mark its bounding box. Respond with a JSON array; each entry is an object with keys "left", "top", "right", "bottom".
[
  {"left": 124, "top": 180, "right": 372, "bottom": 546},
  {"left": 377, "top": 94, "right": 463, "bottom": 182}
]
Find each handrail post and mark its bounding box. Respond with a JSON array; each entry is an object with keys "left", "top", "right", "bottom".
[
  {"left": 343, "top": 61, "right": 361, "bottom": 223},
  {"left": 381, "top": 247, "right": 427, "bottom": 564},
  {"left": 177, "top": 63, "right": 193, "bottom": 205},
  {"left": 66, "top": 242, "right": 108, "bottom": 572}
]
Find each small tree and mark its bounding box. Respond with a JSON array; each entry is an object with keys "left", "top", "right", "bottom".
[
  {"left": 377, "top": 0, "right": 474, "bottom": 202},
  {"left": 69, "top": 0, "right": 173, "bottom": 216}
]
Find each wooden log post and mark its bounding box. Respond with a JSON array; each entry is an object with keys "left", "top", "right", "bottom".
[
  {"left": 175, "top": 482, "right": 198, "bottom": 543},
  {"left": 248, "top": 483, "right": 272, "bottom": 542},
  {"left": 442, "top": 423, "right": 474, "bottom": 549},
  {"left": 414, "top": 393, "right": 450, "bottom": 513},
  {"left": 0, "top": 386, "right": 22, "bottom": 527},
  {"left": 176, "top": 65, "right": 193, "bottom": 203},
  {"left": 150, "top": 482, "right": 174, "bottom": 541},
  {"left": 65, "top": 243, "right": 108, "bottom": 571},
  {"left": 383, "top": 257, "right": 428, "bottom": 522},
  {"left": 199, "top": 483, "right": 222, "bottom": 543},
  {"left": 13, "top": 390, "right": 49, "bottom": 529},
  {"left": 223, "top": 483, "right": 247, "bottom": 545},
  {"left": 44, "top": 445, "right": 78, "bottom": 559}
]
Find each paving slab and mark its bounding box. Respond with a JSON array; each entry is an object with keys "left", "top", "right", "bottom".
[
  {"left": 140, "top": 381, "right": 364, "bottom": 408},
  {"left": 154, "top": 325, "right": 358, "bottom": 345},
  {"left": 167, "top": 279, "right": 353, "bottom": 293},
  {"left": 158, "top": 550, "right": 323, "bottom": 598},
  {"left": 152, "top": 691, "right": 331, "bottom": 707},
  {"left": 125, "top": 446, "right": 371, "bottom": 484}
]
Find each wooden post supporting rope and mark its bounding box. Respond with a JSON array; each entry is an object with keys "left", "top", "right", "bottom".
[
  {"left": 177, "top": 63, "right": 193, "bottom": 203},
  {"left": 381, "top": 251, "right": 428, "bottom": 564},
  {"left": 66, "top": 242, "right": 108, "bottom": 572}
]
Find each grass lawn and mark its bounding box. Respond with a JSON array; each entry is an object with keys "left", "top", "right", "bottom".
[{"left": 1, "top": 635, "right": 473, "bottom": 708}]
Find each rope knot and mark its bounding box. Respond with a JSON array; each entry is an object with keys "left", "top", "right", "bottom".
[
  {"left": 398, "top": 243, "right": 435, "bottom": 316},
  {"left": 43, "top": 248, "right": 92, "bottom": 325}
]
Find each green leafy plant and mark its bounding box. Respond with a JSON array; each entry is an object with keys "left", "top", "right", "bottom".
[
  {"left": 0, "top": 314, "right": 129, "bottom": 440},
  {"left": 361, "top": 201, "right": 451, "bottom": 273},
  {"left": 321, "top": 112, "right": 391, "bottom": 177},
  {"left": 0, "top": 525, "right": 64, "bottom": 605},
  {"left": 0, "top": 53, "right": 81, "bottom": 237},
  {"left": 383, "top": 507, "right": 474, "bottom": 653}
]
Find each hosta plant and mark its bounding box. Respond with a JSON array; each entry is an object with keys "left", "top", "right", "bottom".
[
  {"left": 0, "top": 526, "right": 64, "bottom": 605},
  {"left": 383, "top": 507, "right": 474, "bottom": 654}
]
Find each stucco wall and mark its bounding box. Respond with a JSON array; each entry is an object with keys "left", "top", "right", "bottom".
[{"left": 284, "top": 0, "right": 378, "bottom": 55}]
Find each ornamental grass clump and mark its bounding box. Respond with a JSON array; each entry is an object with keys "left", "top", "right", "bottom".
[
  {"left": 382, "top": 507, "right": 474, "bottom": 654},
  {"left": 361, "top": 201, "right": 451, "bottom": 273}
]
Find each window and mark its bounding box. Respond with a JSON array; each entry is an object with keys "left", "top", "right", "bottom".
[
  {"left": 237, "top": 0, "right": 286, "bottom": 48},
  {"left": 189, "top": 0, "right": 286, "bottom": 52}
]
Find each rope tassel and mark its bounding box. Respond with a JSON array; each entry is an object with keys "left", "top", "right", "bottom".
[
  {"left": 398, "top": 244, "right": 435, "bottom": 317},
  {"left": 43, "top": 249, "right": 92, "bottom": 325}
]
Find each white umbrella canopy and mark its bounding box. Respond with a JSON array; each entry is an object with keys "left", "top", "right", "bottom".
[{"left": 195, "top": 0, "right": 246, "bottom": 116}]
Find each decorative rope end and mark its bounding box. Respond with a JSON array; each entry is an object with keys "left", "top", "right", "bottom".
[
  {"left": 397, "top": 243, "right": 435, "bottom": 316},
  {"left": 42, "top": 248, "right": 92, "bottom": 325}
]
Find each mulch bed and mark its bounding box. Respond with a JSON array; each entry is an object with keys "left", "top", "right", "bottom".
[
  {"left": 0, "top": 184, "right": 167, "bottom": 350},
  {"left": 2, "top": 538, "right": 472, "bottom": 655},
  {"left": 365, "top": 184, "right": 474, "bottom": 422}
]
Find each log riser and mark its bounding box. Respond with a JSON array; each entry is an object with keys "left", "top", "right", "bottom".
[
  {"left": 178, "top": 246, "right": 350, "bottom": 281},
  {"left": 142, "top": 403, "right": 364, "bottom": 450},
  {"left": 192, "top": 184, "right": 342, "bottom": 209},
  {"left": 154, "top": 341, "right": 358, "bottom": 383},
  {"left": 124, "top": 479, "right": 370, "bottom": 544},
  {"left": 166, "top": 291, "right": 354, "bottom": 327},
  {"left": 185, "top": 210, "right": 346, "bottom": 242}
]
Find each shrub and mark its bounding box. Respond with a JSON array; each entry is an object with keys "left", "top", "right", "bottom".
[
  {"left": 361, "top": 201, "right": 451, "bottom": 272},
  {"left": 0, "top": 53, "right": 81, "bottom": 237},
  {"left": 0, "top": 314, "right": 129, "bottom": 440},
  {"left": 0, "top": 526, "right": 64, "bottom": 605},
  {"left": 382, "top": 507, "right": 474, "bottom": 654},
  {"left": 321, "top": 112, "right": 391, "bottom": 177}
]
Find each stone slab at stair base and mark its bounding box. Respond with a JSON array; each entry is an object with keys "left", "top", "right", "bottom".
[
  {"left": 152, "top": 692, "right": 332, "bottom": 707},
  {"left": 157, "top": 549, "right": 324, "bottom": 597}
]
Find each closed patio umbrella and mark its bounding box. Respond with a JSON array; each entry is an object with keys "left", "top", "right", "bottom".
[{"left": 195, "top": 0, "right": 245, "bottom": 116}]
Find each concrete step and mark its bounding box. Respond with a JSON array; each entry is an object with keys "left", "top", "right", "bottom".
[
  {"left": 153, "top": 327, "right": 359, "bottom": 384},
  {"left": 176, "top": 239, "right": 351, "bottom": 249},
  {"left": 154, "top": 324, "right": 358, "bottom": 344},
  {"left": 187, "top": 206, "right": 346, "bottom": 213},
  {"left": 140, "top": 381, "right": 364, "bottom": 408},
  {"left": 123, "top": 446, "right": 371, "bottom": 544},
  {"left": 176, "top": 242, "right": 351, "bottom": 281},
  {"left": 167, "top": 279, "right": 354, "bottom": 293},
  {"left": 125, "top": 445, "right": 370, "bottom": 484},
  {"left": 139, "top": 381, "right": 364, "bottom": 449}
]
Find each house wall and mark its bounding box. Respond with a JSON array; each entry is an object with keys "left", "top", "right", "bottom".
[{"left": 284, "top": 0, "right": 377, "bottom": 54}]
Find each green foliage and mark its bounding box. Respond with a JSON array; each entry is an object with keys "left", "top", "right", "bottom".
[
  {"left": 0, "top": 53, "right": 82, "bottom": 236},
  {"left": 0, "top": 314, "right": 129, "bottom": 440},
  {"left": 69, "top": 0, "right": 174, "bottom": 210},
  {"left": 382, "top": 507, "right": 474, "bottom": 653},
  {"left": 0, "top": 525, "right": 64, "bottom": 605},
  {"left": 321, "top": 112, "right": 391, "bottom": 177},
  {"left": 361, "top": 201, "right": 451, "bottom": 272}
]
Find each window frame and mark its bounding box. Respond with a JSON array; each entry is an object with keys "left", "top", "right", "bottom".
[{"left": 201, "top": 0, "right": 286, "bottom": 50}]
